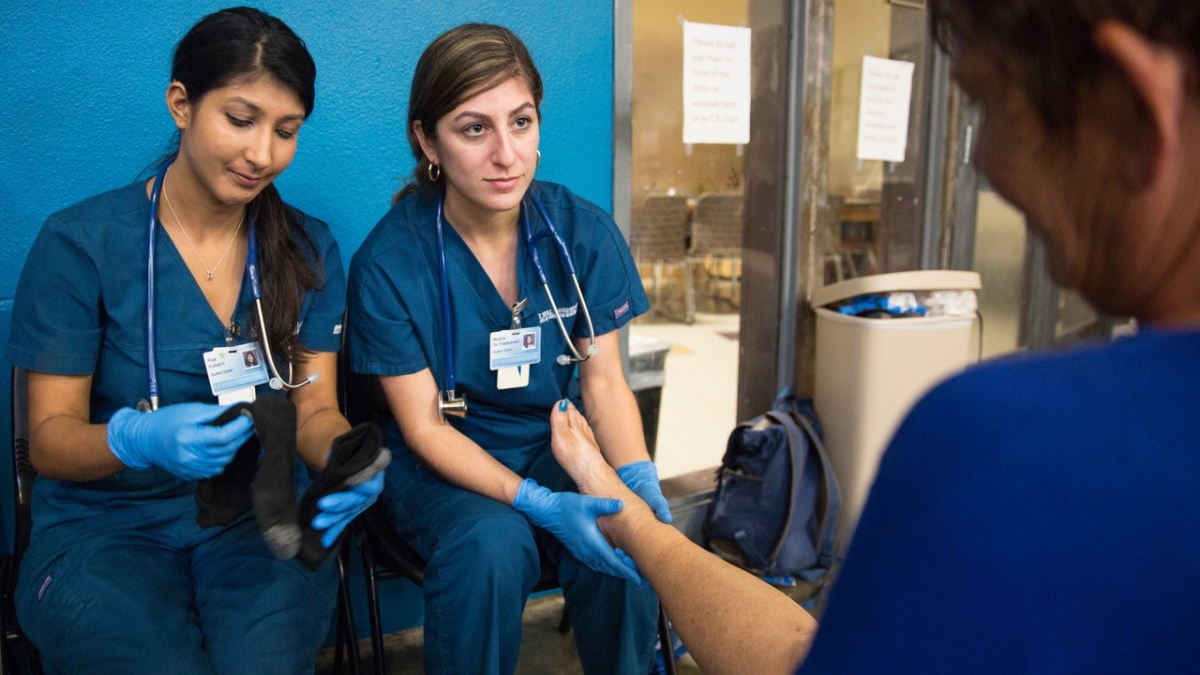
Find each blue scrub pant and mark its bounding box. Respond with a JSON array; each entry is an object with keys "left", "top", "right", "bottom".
[
  {"left": 16, "top": 492, "right": 337, "bottom": 675},
  {"left": 384, "top": 447, "right": 660, "bottom": 675}
]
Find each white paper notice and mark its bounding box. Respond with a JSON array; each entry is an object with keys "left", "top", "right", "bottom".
[
  {"left": 682, "top": 22, "right": 751, "bottom": 145},
  {"left": 856, "top": 56, "right": 916, "bottom": 162}
]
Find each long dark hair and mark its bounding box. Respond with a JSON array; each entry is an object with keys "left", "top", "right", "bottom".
[
  {"left": 394, "top": 23, "right": 544, "bottom": 205},
  {"left": 171, "top": 6, "right": 321, "bottom": 364}
]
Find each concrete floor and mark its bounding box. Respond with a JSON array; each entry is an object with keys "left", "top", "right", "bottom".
[{"left": 315, "top": 593, "right": 703, "bottom": 675}]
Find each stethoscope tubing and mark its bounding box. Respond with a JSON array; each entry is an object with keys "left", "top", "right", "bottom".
[
  {"left": 521, "top": 191, "right": 597, "bottom": 357},
  {"left": 145, "top": 161, "right": 171, "bottom": 411},
  {"left": 143, "top": 158, "right": 310, "bottom": 409},
  {"left": 435, "top": 197, "right": 457, "bottom": 394},
  {"left": 434, "top": 183, "right": 597, "bottom": 401}
]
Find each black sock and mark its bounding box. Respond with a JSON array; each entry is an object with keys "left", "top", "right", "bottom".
[
  {"left": 195, "top": 396, "right": 301, "bottom": 560},
  {"left": 195, "top": 403, "right": 257, "bottom": 528},
  {"left": 295, "top": 422, "right": 390, "bottom": 570},
  {"left": 247, "top": 395, "right": 301, "bottom": 559}
]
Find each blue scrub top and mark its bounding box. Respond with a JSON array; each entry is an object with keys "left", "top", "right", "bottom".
[
  {"left": 8, "top": 182, "right": 345, "bottom": 514},
  {"left": 348, "top": 181, "right": 649, "bottom": 473}
]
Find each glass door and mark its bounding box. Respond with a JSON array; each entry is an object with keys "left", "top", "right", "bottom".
[{"left": 625, "top": 0, "right": 749, "bottom": 479}]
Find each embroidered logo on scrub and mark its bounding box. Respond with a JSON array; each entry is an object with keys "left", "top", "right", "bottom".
[
  {"left": 538, "top": 304, "right": 578, "bottom": 324},
  {"left": 613, "top": 300, "right": 631, "bottom": 320}
]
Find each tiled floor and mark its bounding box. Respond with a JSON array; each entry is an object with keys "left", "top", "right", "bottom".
[{"left": 631, "top": 310, "right": 741, "bottom": 479}]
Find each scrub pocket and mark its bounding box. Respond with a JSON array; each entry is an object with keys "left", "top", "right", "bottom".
[{"left": 14, "top": 547, "right": 86, "bottom": 659}]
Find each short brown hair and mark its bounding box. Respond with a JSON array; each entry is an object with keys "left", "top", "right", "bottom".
[{"left": 929, "top": 0, "right": 1200, "bottom": 130}]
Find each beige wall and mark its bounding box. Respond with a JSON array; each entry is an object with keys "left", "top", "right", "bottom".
[{"left": 631, "top": 0, "right": 748, "bottom": 204}]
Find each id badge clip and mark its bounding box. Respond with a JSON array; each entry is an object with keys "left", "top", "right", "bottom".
[{"left": 490, "top": 326, "right": 541, "bottom": 390}]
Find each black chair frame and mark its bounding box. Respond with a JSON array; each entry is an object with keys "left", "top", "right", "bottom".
[{"left": 2, "top": 367, "right": 44, "bottom": 675}]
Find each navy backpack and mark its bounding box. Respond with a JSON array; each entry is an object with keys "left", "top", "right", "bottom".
[{"left": 704, "top": 390, "right": 840, "bottom": 582}]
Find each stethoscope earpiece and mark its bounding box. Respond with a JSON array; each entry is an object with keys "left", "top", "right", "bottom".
[{"left": 556, "top": 354, "right": 571, "bottom": 366}]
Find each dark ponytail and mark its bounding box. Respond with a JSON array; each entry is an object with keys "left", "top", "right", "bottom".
[{"left": 172, "top": 7, "right": 320, "bottom": 365}]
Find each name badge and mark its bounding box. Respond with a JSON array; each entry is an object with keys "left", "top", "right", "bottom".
[
  {"left": 204, "top": 341, "right": 270, "bottom": 399},
  {"left": 489, "top": 327, "right": 542, "bottom": 370}
]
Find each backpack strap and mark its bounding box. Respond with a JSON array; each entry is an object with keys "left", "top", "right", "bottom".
[
  {"left": 761, "top": 410, "right": 808, "bottom": 567},
  {"left": 786, "top": 410, "right": 841, "bottom": 570}
]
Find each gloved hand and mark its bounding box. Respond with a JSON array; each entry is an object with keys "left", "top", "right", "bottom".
[
  {"left": 512, "top": 478, "right": 645, "bottom": 587},
  {"left": 107, "top": 403, "right": 254, "bottom": 480},
  {"left": 616, "top": 460, "right": 672, "bottom": 524},
  {"left": 311, "top": 471, "right": 385, "bottom": 548}
]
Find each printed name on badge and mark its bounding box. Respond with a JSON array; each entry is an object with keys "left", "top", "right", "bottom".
[
  {"left": 490, "top": 327, "right": 542, "bottom": 370},
  {"left": 204, "top": 341, "right": 270, "bottom": 397}
]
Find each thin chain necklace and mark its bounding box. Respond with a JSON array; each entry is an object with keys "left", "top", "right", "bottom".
[{"left": 162, "top": 174, "right": 245, "bottom": 281}]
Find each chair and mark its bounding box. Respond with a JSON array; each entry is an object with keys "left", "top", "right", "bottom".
[
  {"left": 631, "top": 194, "right": 695, "bottom": 324},
  {"left": 335, "top": 360, "right": 678, "bottom": 675},
  {"left": 1, "top": 367, "right": 44, "bottom": 675},
  {"left": 689, "top": 192, "right": 745, "bottom": 307}
]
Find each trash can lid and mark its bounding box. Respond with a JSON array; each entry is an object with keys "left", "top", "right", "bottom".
[{"left": 811, "top": 270, "right": 982, "bottom": 308}]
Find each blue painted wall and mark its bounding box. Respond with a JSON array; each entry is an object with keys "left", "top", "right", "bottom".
[{"left": 0, "top": 0, "right": 614, "bottom": 635}]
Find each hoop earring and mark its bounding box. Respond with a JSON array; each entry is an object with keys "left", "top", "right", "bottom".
[
  {"left": 536, "top": 150, "right": 541, "bottom": 166},
  {"left": 427, "top": 163, "right": 442, "bottom": 182}
]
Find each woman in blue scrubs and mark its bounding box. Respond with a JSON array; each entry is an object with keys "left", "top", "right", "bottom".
[
  {"left": 348, "top": 23, "right": 666, "bottom": 675},
  {"left": 8, "top": 8, "right": 380, "bottom": 674}
]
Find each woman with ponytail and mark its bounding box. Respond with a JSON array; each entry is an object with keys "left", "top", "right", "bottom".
[{"left": 8, "top": 8, "right": 381, "bottom": 673}]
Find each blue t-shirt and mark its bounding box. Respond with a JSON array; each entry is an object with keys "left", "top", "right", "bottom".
[
  {"left": 799, "top": 329, "right": 1200, "bottom": 674},
  {"left": 8, "top": 181, "right": 345, "bottom": 517},
  {"left": 348, "top": 181, "right": 649, "bottom": 472}
]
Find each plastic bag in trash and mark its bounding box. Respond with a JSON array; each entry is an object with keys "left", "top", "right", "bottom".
[
  {"left": 923, "top": 290, "right": 978, "bottom": 317},
  {"left": 837, "top": 292, "right": 925, "bottom": 318}
]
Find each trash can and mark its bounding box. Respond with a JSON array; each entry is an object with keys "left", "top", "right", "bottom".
[
  {"left": 811, "top": 270, "right": 981, "bottom": 552},
  {"left": 627, "top": 335, "right": 671, "bottom": 461}
]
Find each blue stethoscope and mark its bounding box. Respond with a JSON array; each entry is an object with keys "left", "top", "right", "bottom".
[
  {"left": 140, "top": 159, "right": 313, "bottom": 411},
  {"left": 434, "top": 186, "right": 597, "bottom": 421}
]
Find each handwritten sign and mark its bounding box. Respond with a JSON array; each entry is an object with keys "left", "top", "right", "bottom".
[
  {"left": 682, "top": 21, "right": 751, "bottom": 145},
  {"left": 856, "top": 55, "right": 915, "bottom": 162}
]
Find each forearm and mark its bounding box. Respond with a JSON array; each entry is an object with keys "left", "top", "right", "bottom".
[
  {"left": 578, "top": 331, "right": 652, "bottom": 468},
  {"left": 295, "top": 404, "right": 351, "bottom": 469},
  {"left": 583, "top": 383, "right": 652, "bottom": 468},
  {"left": 407, "top": 426, "right": 525, "bottom": 505},
  {"left": 603, "top": 505, "right": 818, "bottom": 675},
  {"left": 29, "top": 415, "right": 126, "bottom": 481},
  {"left": 27, "top": 371, "right": 126, "bottom": 481},
  {"left": 291, "top": 350, "right": 351, "bottom": 469}
]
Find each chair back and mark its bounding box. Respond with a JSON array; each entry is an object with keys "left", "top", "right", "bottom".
[
  {"left": 11, "top": 367, "right": 33, "bottom": 561},
  {"left": 630, "top": 194, "right": 691, "bottom": 262},
  {"left": 690, "top": 192, "right": 744, "bottom": 256},
  {"left": 335, "top": 347, "right": 427, "bottom": 582},
  {"left": 5, "top": 366, "right": 44, "bottom": 674}
]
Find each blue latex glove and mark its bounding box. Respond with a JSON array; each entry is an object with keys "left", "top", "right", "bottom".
[
  {"left": 107, "top": 403, "right": 254, "bottom": 480},
  {"left": 616, "top": 460, "right": 672, "bottom": 524},
  {"left": 312, "top": 472, "right": 385, "bottom": 548},
  {"left": 512, "top": 478, "right": 645, "bottom": 587}
]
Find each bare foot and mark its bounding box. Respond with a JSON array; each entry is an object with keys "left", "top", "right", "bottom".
[{"left": 549, "top": 400, "right": 634, "bottom": 502}]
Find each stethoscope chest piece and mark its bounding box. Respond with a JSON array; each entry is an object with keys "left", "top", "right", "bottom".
[{"left": 439, "top": 389, "right": 468, "bottom": 421}]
